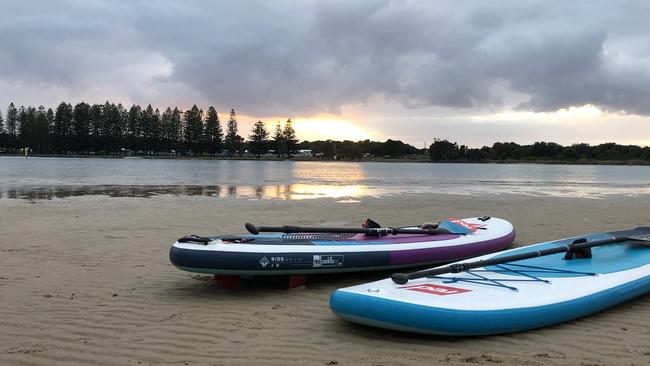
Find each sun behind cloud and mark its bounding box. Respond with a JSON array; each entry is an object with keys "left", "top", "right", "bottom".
[{"left": 290, "top": 117, "right": 376, "bottom": 142}]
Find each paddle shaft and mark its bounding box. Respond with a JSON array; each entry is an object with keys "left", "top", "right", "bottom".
[
  {"left": 391, "top": 236, "right": 634, "bottom": 284},
  {"left": 245, "top": 223, "right": 443, "bottom": 236}
]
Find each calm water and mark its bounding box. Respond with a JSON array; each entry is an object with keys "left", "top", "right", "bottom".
[{"left": 1, "top": 156, "right": 650, "bottom": 200}]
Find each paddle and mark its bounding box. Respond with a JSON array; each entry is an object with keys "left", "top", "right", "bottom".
[
  {"left": 245, "top": 218, "right": 479, "bottom": 236},
  {"left": 391, "top": 230, "right": 650, "bottom": 284}
]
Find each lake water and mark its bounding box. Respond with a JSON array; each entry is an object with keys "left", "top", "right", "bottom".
[{"left": 1, "top": 156, "right": 649, "bottom": 200}]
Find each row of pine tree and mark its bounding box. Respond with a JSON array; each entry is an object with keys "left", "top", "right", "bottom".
[{"left": 0, "top": 102, "right": 299, "bottom": 158}]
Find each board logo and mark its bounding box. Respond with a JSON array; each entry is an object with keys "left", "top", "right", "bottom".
[
  {"left": 312, "top": 255, "right": 344, "bottom": 267},
  {"left": 259, "top": 256, "right": 270, "bottom": 268},
  {"left": 446, "top": 217, "right": 483, "bottom": 232},
  {"left": 399, "top": 283, "right": 471, "bottom": 296}
]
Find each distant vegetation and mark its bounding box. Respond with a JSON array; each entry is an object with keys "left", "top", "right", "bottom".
[
  {"left": 1, "top": 101, "right": 649, "bottom": 164},
  {"left": 0, "top": 101, "right": 299, "bottom": 158},
  {"left": 429, "top": 139, "right": 650, "bottom": 163},
  {"left": 0, "top": 101, "right": 420, "bottom": 160},
  {"left": 299, "top": 139, "right": 419, "bottom": 160}
]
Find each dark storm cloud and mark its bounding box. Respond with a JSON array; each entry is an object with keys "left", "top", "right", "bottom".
[{"left": 2, "top": 0, "right": 650, "bottom": 115}]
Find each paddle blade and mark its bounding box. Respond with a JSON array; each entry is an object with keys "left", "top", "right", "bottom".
[
  {"left": 627, "top": 227, "right": 650, "bottom": 246},
  {"left": 610, "top": 226, "right": 650, "bottom": 244},
  {"left": 630, "top": 227, "right": 650, "bottom": 242},
  {"left": 438, "top": 218, "right": 482, "bottom": 235},
  {"left": 363, "top": 218, "right": 381, "bottom": 229},
  {"left": 245, "top": 223, "right": 259, "bottom": 235}
]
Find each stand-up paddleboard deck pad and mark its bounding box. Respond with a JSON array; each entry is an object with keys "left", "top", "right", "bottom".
[
  {"left": 169, "top": 217, "right": 515, "bottom": 275},
  {"left": 329, "top": 227, "right": 650, "bottom": 336}
]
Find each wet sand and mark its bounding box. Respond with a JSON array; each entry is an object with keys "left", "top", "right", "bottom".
[{"left": 1, "top": 194, "right": 649, "bottom": 365}]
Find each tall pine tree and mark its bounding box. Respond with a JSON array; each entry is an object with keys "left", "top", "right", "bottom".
[
  {"left": 184, "top": 105, "right": 203, "bottom": 156},
  {"left": 140, "top": 105, "right": 155, "bottom": 155},
  {"left": 204, "top": 106, "right": 223, "bottom": 155},
  {"left": 170, "top": 107, "right": 183, "bottom": 154},
  {"left": 103, "top": 102, "right": 122, "bottom": 154},
  {"left": 283, "top": 118, "right": 298, "bottom": 158},
  {"left": 225, "top": 109, "right": 240, "bottom": 156},
  {"left": 17, "top": 106, "right": 48, "bottom": 153},
  {"left": 32, "top": 106, "right": 50, "bottom": 153},
  {"left": 72, "top": 102, "right": 91, "bottom": 153},
  {"left": 88, "top": 104, "right": 103, "bottom": 153},
  {"left": 0, "top": 108, "right": 9, "bottom": 151},
  {"left": 151, "top": 108, "right": 162, "bottom": 155},
  {"left": 52, "top": 102, "right": 73, "bottom": 153},
  {"left": 127, "top": 105, "right": 141, "bottom": 154},
  {"left": 17, "top": 106, "right": 33, "bottom": 150},
  {"left": 161, "top": 107, "right": 173, "bottom": 154},
  {"left": 46, "top": 108, "right": 54, "bottom": 152},
  {"left": 273, "top": 121, "right": 286, "bottom": 158},
  {"left": 7, "top": 103, "right": 18, "bottom": 136},
  {"left": 249, "top": 120, "right": 269, "bottom": 158},
  {"left": 116, "top": 103, "right": 128, "bottom": 153}
]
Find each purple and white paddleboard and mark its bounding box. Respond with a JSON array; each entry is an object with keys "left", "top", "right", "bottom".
[{"left": 169, "top": 217, "right": 515, "bottom": 275}]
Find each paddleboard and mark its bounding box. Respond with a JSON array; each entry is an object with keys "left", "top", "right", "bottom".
[
  {"left": 329, "top": 226, "right": 650, "bottom": 335},
  {"left": 169, "top": 217, "right": 515, "bottom": 275}
]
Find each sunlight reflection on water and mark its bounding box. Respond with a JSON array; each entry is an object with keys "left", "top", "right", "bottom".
[
  {"left": 0, "top": 184, "right": 377, "bottom": 201},
  {"left": 1, "top": 156, "right": 650, "bottom": 200}
]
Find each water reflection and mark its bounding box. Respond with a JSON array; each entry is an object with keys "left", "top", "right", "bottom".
[
  {"left": 0, "top": 184, "right": 373, "bottom": 201},
  {"left": 3, "top": 157, "right": 650, "bottom": 200}
]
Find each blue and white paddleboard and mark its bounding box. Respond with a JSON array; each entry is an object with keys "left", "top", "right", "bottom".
[{"left": 330, "top": 227, "right": 650, "bottom": 336}]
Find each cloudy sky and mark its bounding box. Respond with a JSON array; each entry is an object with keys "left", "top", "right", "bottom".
[{"left": 2, "top": 0, "right": 650, "bottom": 147}]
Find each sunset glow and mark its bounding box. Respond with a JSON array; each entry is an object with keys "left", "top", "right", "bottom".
[
  {"left": 291, "top": 118, "right": 376, "bottom": 142},
  {"left": 471, "top": 105, "right": 608, "bottom": 123}
]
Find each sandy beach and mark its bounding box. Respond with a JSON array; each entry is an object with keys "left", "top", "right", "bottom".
[{"left": 1, "top": 194, "right": 649, "bottom": 366}]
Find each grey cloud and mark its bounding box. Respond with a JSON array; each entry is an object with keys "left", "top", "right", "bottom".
[{"left": 1, "top": 0, "right": 650, "bottom": 115}]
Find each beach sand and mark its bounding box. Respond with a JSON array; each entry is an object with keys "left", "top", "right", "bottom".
[{"left": 1, "top": 194, "right": 649, "bottom": 365}]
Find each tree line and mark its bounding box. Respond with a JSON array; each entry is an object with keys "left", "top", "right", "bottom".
[
  {"left": 5, "top": 101, "right": 645, "bottom": 163},
  {"left": 429, "top": 139, "right": 650, "bottom": 162},
  {"left": 298, "top": 139, "right": 419, "bottom": 159},
  {"left": 0, "top": 101, "right": 299, "bottom": 158}
]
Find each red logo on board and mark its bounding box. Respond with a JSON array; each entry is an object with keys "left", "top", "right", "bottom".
[
  {"left": 446, "top": 217, "right": 484, "bottom": 232},
  {"left": 399, "top": 283, "right": 471, "bottom": 296}
]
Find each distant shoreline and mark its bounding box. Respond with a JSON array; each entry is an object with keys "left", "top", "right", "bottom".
[{"left": 2, "top": 153, "right": 650, "bottom": 165}]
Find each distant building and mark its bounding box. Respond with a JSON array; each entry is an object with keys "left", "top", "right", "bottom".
[{"left": 297, "top": 149, "right": 312, "bottom": 156}]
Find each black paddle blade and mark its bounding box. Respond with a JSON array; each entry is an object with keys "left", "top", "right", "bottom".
[
  {"left": 391, "top": 273, "right": 409, "bottom": 285},
  {"left": 178, "top": 235, "right": 211, "bottom": 244},
  {"left": 610, "top": 226, "right": 650, "bottom": 246},
  {"left": 629, "top": 227, "right": 650, "bottom": 242},
  {"left": 363, "top": 218, "right": 381, "bottom": 228},
  {"left": 245, "top": 223, "right": 259, "bottom": 235}
]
